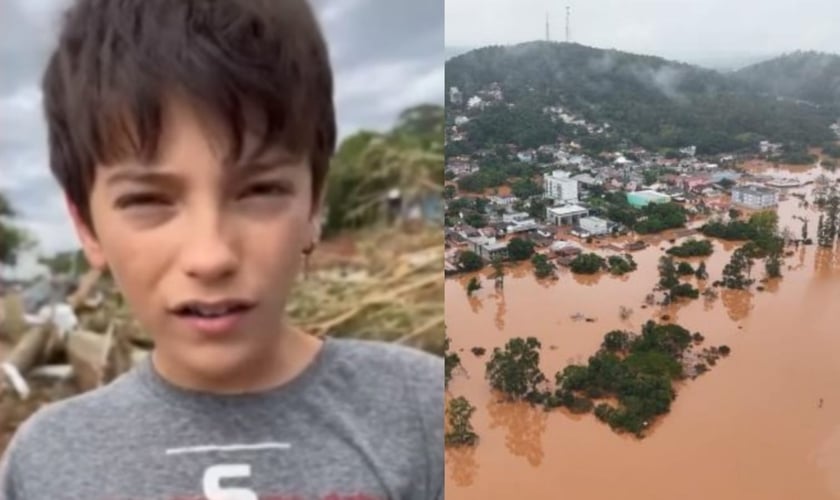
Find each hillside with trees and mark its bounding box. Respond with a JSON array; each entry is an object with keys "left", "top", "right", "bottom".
[
  {"left": 445, "top": 42, "right": 836, "bottom": 155},
  {"left": 734, "top": 51, "right": 840, "bottom": 109}
]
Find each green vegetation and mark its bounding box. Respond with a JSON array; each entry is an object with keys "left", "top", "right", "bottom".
[
  {"left": 456, "top": 157, "right": 542, "bottom": 193},
  {"left": 531, "top": 253, "right": 556, "bottom": 279},
  {"left": 463, "top": 212, "right": 488, "bottom": 228},
  {"left": 446, "top": 43, "right": 835, "bottom": 156},
  {"left": 485, "top": 337, "right": 547, "bottom": 403},
  {"left": 444, "top": 336, "right": 462, "bottom": 387},
  {"left": 703, "top": 211, "right": 787, "bottom": 285},
  {"left": 553, "top": 321, "right": 699, "bottom": 437},
  {"left": 721, "top": 246, "right": 755, "bottom": 289},
  {"left": 733, "top": 51, "right": 840, "bottom": 109},
  {"left": 607, "top": 254, "right": 637, "bottom": 275},
  {"left": 670, "top": 283, "right": 700, "bottom": 299},
  {"left": 0, "top": 193, "right": 34, "bottom": 266},
  {"left": 658, "top": 256, "right": 699, "bottom": 300},
  {"left": 695, "top": 261, "right": 709, "bottom": 280},
  {"left": 457, "top": 250, "right": 484, "bottom": 272},
  {"left": 570, "top": 253, "right": 606, "bottom": 274},
  {"left": 445, "top": 396, "right": 479, "bottom": 446},
  {"left": 677, "top": 262, "right": 695, "bottom": 276},
  {"left": 816, "top": 185, "right": 840, "bottom": 248},
  {"left": 824, "top": 143, "right": 840, "bottom": 159},
  {"left": 666, "top": 239, "right": 714, "bottom": 257},
  {"left": 466, "top": 277, "right": 482, "bottom": 296},
  {"left": 325, "top": 105, "right": 443, "bottom": 235},
  {"left": 507, "top": 237, "right": 536, "bottom": 261},
  {"left": 634, "top": 203, "right": 687, "bottom": 234}
]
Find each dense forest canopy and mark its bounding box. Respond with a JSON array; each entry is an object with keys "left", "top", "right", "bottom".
[
  {"left": 734, "top": 51, "right": 840, "bottom": 109},
  {"left": 446, "top": 42, "right": 837, "bottom": 155}
]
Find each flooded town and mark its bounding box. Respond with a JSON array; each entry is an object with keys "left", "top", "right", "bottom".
[{"left": 443, "top": 69, "right": 840, "bottom": 498}]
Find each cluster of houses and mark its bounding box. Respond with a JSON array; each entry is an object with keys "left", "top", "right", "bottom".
[
  {"left": 444, "top": 82, "right": 796, "bottom": 271},
  {"left": 445, "top": 152, "right": 789, "bottom": 269}
]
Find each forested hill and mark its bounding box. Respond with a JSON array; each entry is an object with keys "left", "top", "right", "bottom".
[
  {"left": 734, "top": 51, "right": 840, "bottom": 108},
  {"left": 445, "top": 42, "right": 837, "bottom": 155}
]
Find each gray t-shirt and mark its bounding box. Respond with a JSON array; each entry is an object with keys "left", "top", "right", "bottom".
[{"left": 0, "top": 337, "right": 443, "bottom": 499}]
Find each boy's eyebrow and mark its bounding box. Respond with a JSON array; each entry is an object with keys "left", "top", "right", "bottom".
[
  {"left": 235, "top": 150, "right": 304, "bottom": 175},
  {"left": 104, "top": 169, "right": 181, "bottom": 188}
]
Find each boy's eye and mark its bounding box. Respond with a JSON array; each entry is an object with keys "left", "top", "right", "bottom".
[
  {"left": 114, "top": 193, "right": 171, "bottom": 209},
  {"left": 240, "top": 181, "right": 292, "bottom": 198}
]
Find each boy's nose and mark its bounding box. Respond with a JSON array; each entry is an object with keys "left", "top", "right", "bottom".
[{"left": 181, "top": 218, "right": 239, "bottom": 282}]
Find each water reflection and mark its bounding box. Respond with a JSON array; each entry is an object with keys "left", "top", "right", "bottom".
[
  {"left": 720, "top": 288, "right": 754, "bottom": 322},
  {"left": 492, "top": 290, "right": 506, "bottom": 331},
  {"left": 486, "top": 397, "right": 547, "bottom": 467},
  {"left": 445, "top": 445, "right": 479, "bottom": 488},
  {"left": 571, "top": 272, "right": 602, "bottom": 287}
]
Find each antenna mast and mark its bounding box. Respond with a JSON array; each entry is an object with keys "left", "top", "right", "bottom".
[
  {"left": 546, "top": 12, "right": 550, "bottom": 41},
  {"left": 565, "top": 6, "right": 571, "bottom": 43}
]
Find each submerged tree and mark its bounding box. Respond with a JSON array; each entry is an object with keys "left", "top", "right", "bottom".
[
  {"left": 486, "top": 337, "right": 547, "bottom": 402},
  {"left": 695, "top": 261, "right": 708, "bottom": 280},
  {"left": 466, "top": 277, "right": 482, "bottom": 296},
  {"left": 721, "top": 247, "right": 754, "bottom": 289},
  {"left": 445, "top": 336, "right": 462, "bottom": 388},
  {"left": 765, "top": 248, "right": 783, "bottom": 278},
  {"left": 445, "top": 396, "right": 479, "bottom": 446}
]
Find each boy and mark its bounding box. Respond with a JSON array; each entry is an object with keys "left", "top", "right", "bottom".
[{"left": 0, "top": 1, "right": 444, "bottom": 499}]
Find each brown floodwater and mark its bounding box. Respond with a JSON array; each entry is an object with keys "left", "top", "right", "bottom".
[{"left": 445, "top": 166, "right": 840, "bottom": 499}]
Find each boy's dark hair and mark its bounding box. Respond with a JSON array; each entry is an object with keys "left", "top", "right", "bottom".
[{"left": 42, "top": 0, "right": 336, "bottom": 229}]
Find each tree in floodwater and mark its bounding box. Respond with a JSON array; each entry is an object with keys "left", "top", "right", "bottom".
[
  {"left": 695, "top": 261, "right": 708, "bottom": 280},
  {"left": 445, "top": 396, "right": 479, "bottom": 446},
  {"left": 445, "top": 335, "right": 462, "bottom": 388},
  {"left": 657, "top": 256, "right": 679, "bottom": 291},
  {"left": 490, "top": 256, "right": 505, "bottom": 289},
  {"left": 466, "top": 277, "right": 481, "bottom": 296},
  {"left": 817, "top": 187, "right": 840, "bottom": 247},
  {"left": 765, "top": 249, "right": 783, "bottom": 278},
  {"left": 721, "top": 246, "right": 754, "bottom": 289},
  {"left": 486, "top": 337, "right": 547, "bottom": 402}
]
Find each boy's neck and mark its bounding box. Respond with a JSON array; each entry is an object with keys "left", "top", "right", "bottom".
[{"left": 150, "top": 325, "right": 324, "bottom": 395}]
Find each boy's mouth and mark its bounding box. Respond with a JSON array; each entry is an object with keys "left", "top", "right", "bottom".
[{"left": 170, "top": 299, "right": 255, "bottom": 319}]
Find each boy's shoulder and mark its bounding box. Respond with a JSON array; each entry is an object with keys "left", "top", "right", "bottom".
[
  {"left": 5, "top": 372, "right": 133, "bottom": 450},
  {"left": 328, "top": 336, "right": 443, "bottom": 379},
  {"left": 321, "top": 336, "right": 443, "bottom": 411}
]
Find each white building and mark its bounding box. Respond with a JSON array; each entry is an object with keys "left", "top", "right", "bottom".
[
  {"left": 543, "top": 170, "right": 579, "bottom": 204},
  {"left": 468, "top": 236, "right": 508, "bottom": 261},
  {"left": 517, "top": 150, "right": 535, "bottom": 163},
  {"left": 578, "top": 216, "right": 611, "bottom": 236},
  {"left": 449, "top": 86, "right": 463, "bottom": 105},
  {"left": 546, "top": 204, "right": 589, "bottom": 226},
  {"left": 467, "top": 96, "right": 483, "bottom": 109},
  {"left": 731, "top": 185, "right": 778, "bottom": 209}
]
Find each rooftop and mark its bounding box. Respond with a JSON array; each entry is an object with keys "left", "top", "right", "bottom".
[
  {"left": 546, "top": 204, "right": 589, "bottom": 216},
  {"left": 733, "top": 185, "right": 777, "bottom": 196}
]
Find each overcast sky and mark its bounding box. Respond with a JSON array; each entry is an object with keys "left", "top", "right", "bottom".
[
  {"left": 0, "top": 0, "right": 443, "bottom": 277},
  {"left": 446, "top": 0, "right": 840, "bottom": 67}
]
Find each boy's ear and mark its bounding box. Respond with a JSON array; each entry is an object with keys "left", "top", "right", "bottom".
[
  {"left": 65, "top": 197, "right": 107, "bottom": 271},
  {"left": 308, "top": 188, "right": 326, "bottom": 245}
]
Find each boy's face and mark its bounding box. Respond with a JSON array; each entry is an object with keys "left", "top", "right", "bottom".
[{"left": 70, "top": 97, "right": 321, "bottom": 379}]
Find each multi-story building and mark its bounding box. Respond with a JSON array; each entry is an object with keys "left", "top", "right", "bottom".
[
  {"left": 578, "top": 216, "right": 612, "bottom": 236},
  {"left": 543, "top": 170, "right": 579, "bottom": 204},
  {"left": 731, "top": 185, "right": 778, "bottom": 209}
]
